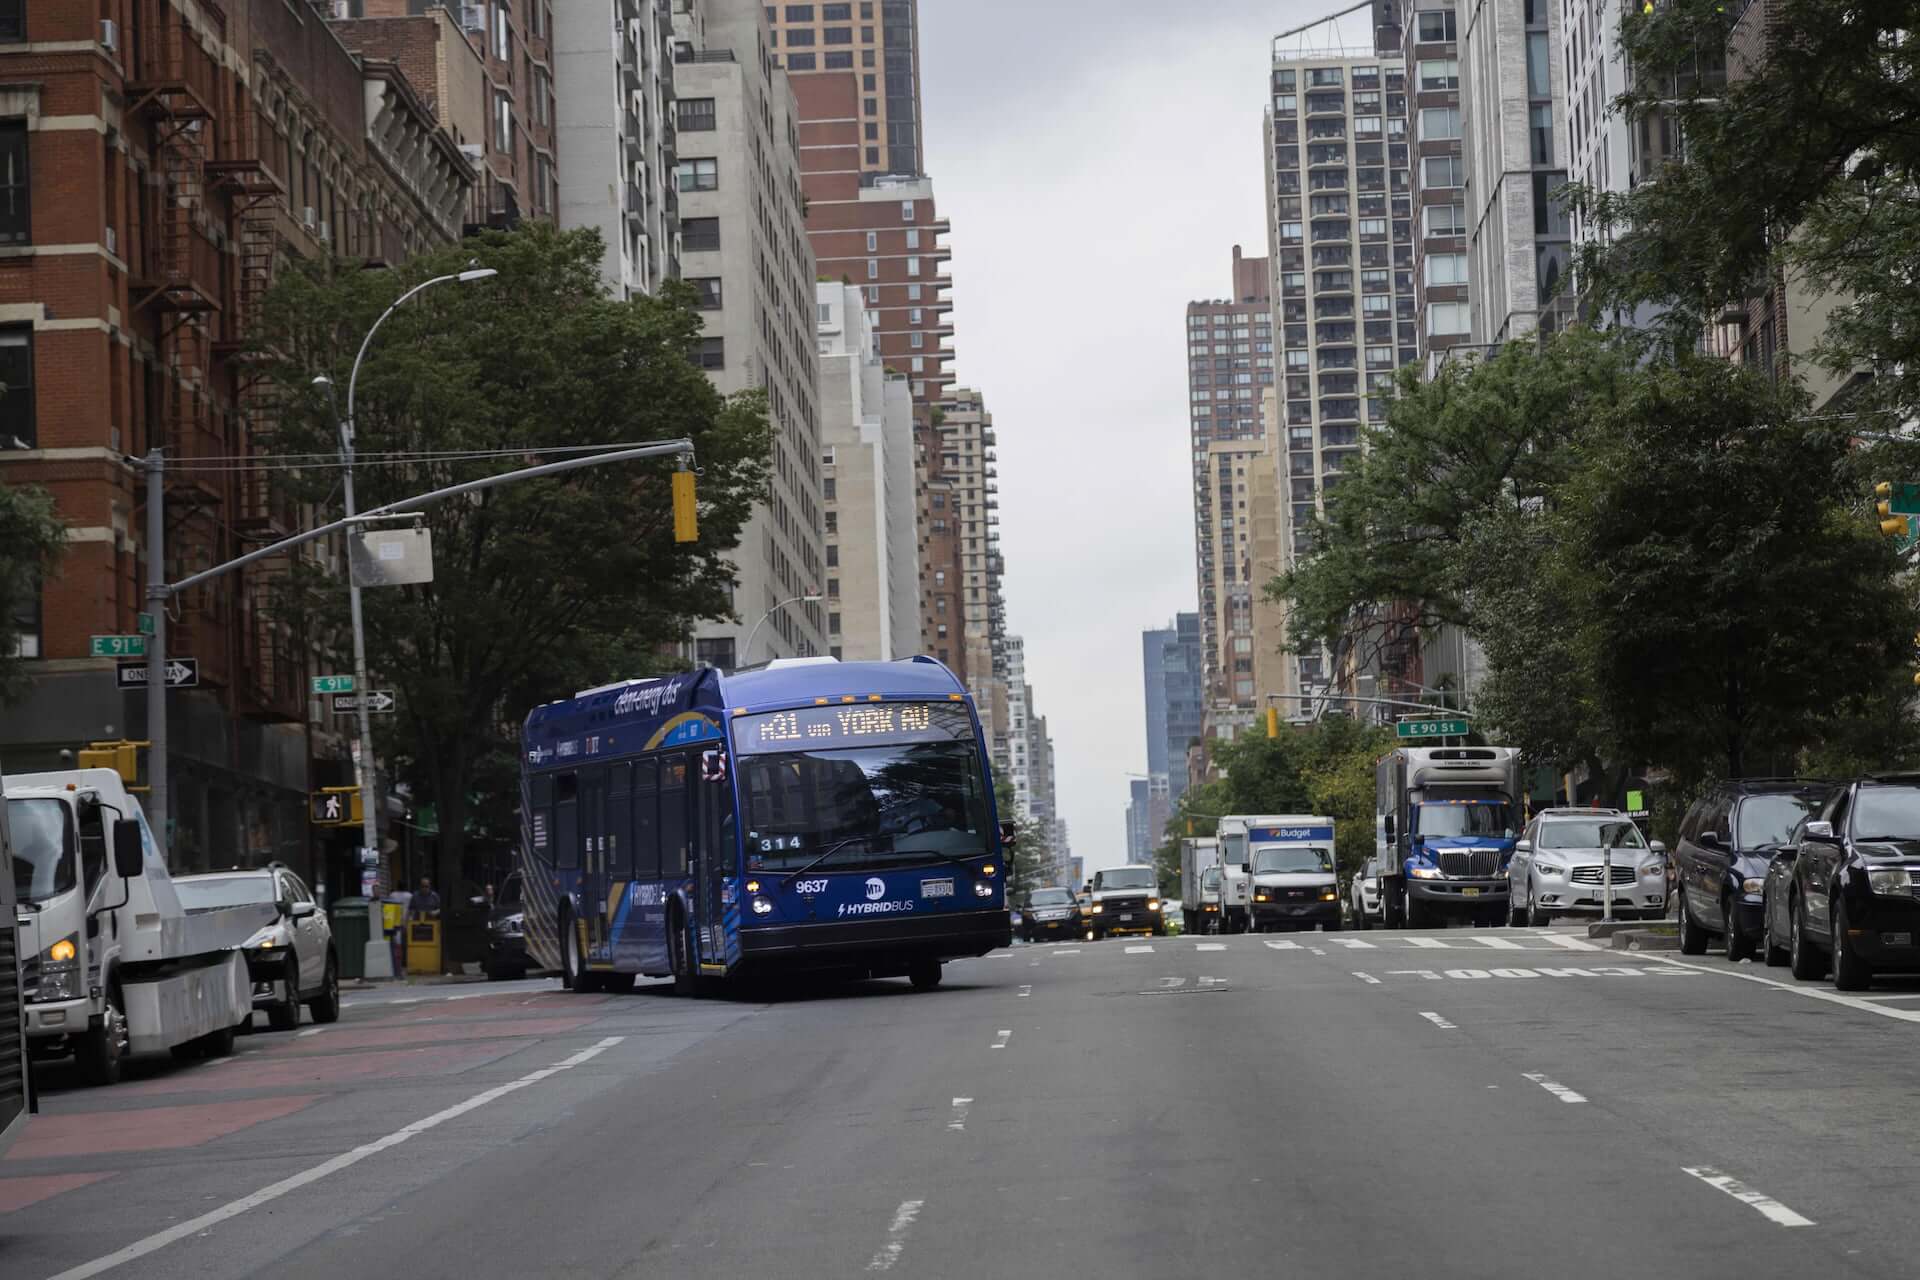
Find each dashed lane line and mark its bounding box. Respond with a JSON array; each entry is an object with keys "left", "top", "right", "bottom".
[
  {"left": 1353, "top": 971, "right": 1382, "bottom": 985},
  {"left": 1522, "top": 1072, "right": 1587, "bottom": 1103},
  {"left": 947, "top": 1098, "right": 972, "bottom": 1132},
  {"left": 1682, "top": 1167, "right": 1814, "bottom": 1227},
  {"left": 991, "top": 1029, "right": 1012, "bottom": 1050},
  {"left": 866, "top": 1199, "right": 928, "bottom": 1271},
  {"left": 1124, "top": 945, "right": 1154, "bottom": 954},
  {"left": 1419, "top": 1011, "right": 1458, "bottom": 1030},
  {"left": 1196, "top": 943, "right": 1227, "bottom": 952}
]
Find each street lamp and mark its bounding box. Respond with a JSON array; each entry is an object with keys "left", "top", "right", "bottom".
[
  {"left": 314, "top": 266, "right": 497, "bottom": 892},
  {"left": 740, "top": 592, "right": 823, "bottom": 667}
]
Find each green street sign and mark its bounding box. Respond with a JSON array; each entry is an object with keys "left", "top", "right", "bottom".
[
  {"left": 137, "top": 613, "right": 155, "bottom": 636},
  {"left": 1397, "top": 717, "right": 1469, "bottom": 740},
  {"left": 90, "top": 635, "right": 147, "bottom": 658},
  {"left": 312, "top": 675, "right": 356, "bottom": 694}
]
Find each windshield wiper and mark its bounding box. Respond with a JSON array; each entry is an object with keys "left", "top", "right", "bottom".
[{"left": 778, "top": 835, "right": 878, "bottom": 887}]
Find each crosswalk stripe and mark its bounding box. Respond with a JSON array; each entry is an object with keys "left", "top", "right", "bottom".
[
  {"left": 1196, "top": 943, "right": 1227, "bottom": 951},
  {"left": 1125, "top": 945, "right": 1154, "bottom": 954},
  {"left": 1331, "top": 938, "right": 1376, "bottom": 949},
  {"left": 1408, "top": 937, "right": 1451, "bottom": 949},
  {"left": 1263, "top": 939, "right": 1302, "bottom": 951},
  {"left": 1473, "top": 936, "right": 1526, "bottom": 950},
  {"left": 1540, "top": 932, "right": 1602, "bottom": 951}
]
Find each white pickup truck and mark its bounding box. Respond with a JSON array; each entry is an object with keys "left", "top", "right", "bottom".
[{"left": 11, "top": 768, "right": 269, "bottom": 1084}]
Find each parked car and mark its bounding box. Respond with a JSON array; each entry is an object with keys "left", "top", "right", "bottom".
[
  {"left": 173, "top": 865, "right": 340, "bottom": 1030},
  {"left": 484, "top": 871, "right": 533, "bottom": 980},
  {"left": 1349, "top": 857, "right": 1383, "bottom": 930},
  {"left": 1770, "top": 775, "right": 1920, "bottom": 990},
  {"left": 1506, "top": 808, "right": 1667, "bottom": 926},
  {"left": 1020, "top": 886, "right": 1081, "bottom": 942},
  {"left": 1673, "top": 778, "right": 1834, "bottom": 959}
]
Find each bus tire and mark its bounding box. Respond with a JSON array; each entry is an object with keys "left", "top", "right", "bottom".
[
  {"left": 562, "top": 908, "right": 603, "bottom": 993},
  {"left": 603, "top": 972, "right": 637, "bottom": 994},
  {"left": 909, "top": 958, "right": 942, "bottom": 990},
  {"left": 669, "top": 905, "right": 700, "bottom": 998}
]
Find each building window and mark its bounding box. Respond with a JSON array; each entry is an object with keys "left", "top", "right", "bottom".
[
  {"left": 829, "top": 613, "right": 841, "bottom": 635},
  {"left": 906, "top": 283, "right": 922, "bottom": 300},
  {"left": 823, "top": 1, "right": 851, "bottom": 16},
  {"left": 824, "top": 26, "right": 853, "bottom": 43},
  {"left": 826, "top": 578, "right": 840, "bottom": 598},
  {"left": 786, "top": 53, "right": 816, "bottom": 70},
  {"left": 901, "top": 200, "right": 915, "bottom": 221},
  {"left": 866, "top": 257, "right": 878, "bottom": 279},
  {"left": 682, "top": 217, "right": 720, "bottom": 251},
  {"left": 825, "top": 51, "right": 853, "bottom": 68},
  {"left": 1426, "top": 301, "right": 1470, "bottom": 334},
  {"left": 785, "top": 4, "right": 814, "bottom": 17},
  {"left": 1425, "top": 252, "right": 1468, "bottom": 285},
  {"left": 906, "top": 256, "right": 920, "bottom": 276},
  {"left": 826, "top": 544, "right": 839, "bottom": 566},
  {"left": 1418, "top": 107, "right": 1460, "bottom": 141},
  {"left": 825, "top": 511, "right": 838, "bottom": 534},
  {"left": 1419, "top": 59, "right": 1459, "bottom": 90},
  {"left": 677, "top": 98, "right": 717, "bottom": 132},
  {"left": 864, "top": 122, "right": 879, "bottom": 140},
  {"left": 786, "top": 27, "right": 815, "bottom": 46},
  {"left": 1417, "top": 9, "right": 1457, "bottom": 41},
  {"left": 690, "top": 277, "right": 723, "bottom": 309},
  {"left": 823, "top": 477, "right": 837, "bottom": 500},
  {"left": 866, "top": 230, "right": 878, "bottom": 251},
  {"left": 0, "top": 122, "right": 25, "bottom": 245},
  {"left": 1422, "top": 154, "right": 1464, "bottom": 188},
  {"left": 0, "top": 2, "right": 22, "bottom": 42},
  {"left": 910, "top": 331, "right": 923, "bottom": 349},
  {"left": 494, "top": 91, "right": 514, "bottom": 151},
  {"left": 493, "top": 2, "right": 511, "bottom": 60},
  {"left": 1527, "top": 31, "right": 1551, "bottom": 97},
  {"left": 1530, "top": 105, "right": 1554, "bottom": 165},
  {"left": 904, "top": 228, "right": 920, "bottom": 249},
  {"left": 0, "top": 326, "right": 32, "bottom": 448},
  {"left": 865, "top": 146, "right": 880, "bottom": 164},
  {"left": 8, "top": 573, "right": 38, "bottom": 657},
  {"left": 696, "top": 337, "right": 725, "bottom": 369},
  {"left": 863, "top": 96, "right": 877, "bottom": 114},
  {"left": 676, "top": 158, "right": 718, "bottom": 192},
  {"left": 865, "top": 285, "right": 879, "bottom": 303},
  {"left": 1423, "top": 203, "right": 1466, "bottom": 235}
]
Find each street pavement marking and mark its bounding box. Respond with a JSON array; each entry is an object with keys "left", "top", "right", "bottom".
[
  {"left": 1263, "top": 940, "right": 1302, "bottom": 951},
  {"left": 1408, "top": 937, "right": 1451, "bottom": 949},
  {"left": 992, "top": 1029, "right": 1012, "bottom": 1050},
  {"left": 1309, "top": 946, "right": 1327, "bottom": 955},
  {"left": 867, "top": 1198, "right": 927, "bottom": 1272},
  {"left": 947, "top": 1098, "right": 972, "bottom": 1131},
  {"left": 1125, "top": 944, "right": 1154, "bottom": 954},
  {"left": 1473, "top": 936, "right": 1526, "bottom": 950},
  {"left": 44, "top": 1035, "right": 626, "bottom": 1280},
  {"left": 1353, "top": 971, "right": 1382, "bottom": 985},
  {"left": 296, "top": 1027, "right": 326, "bottom": 1038},
  {"left": 1196, "top": 943, "right": 1227, "bottom": 951},
  {"left": 1049, "top": 949, "right": 1081, "bottom": 956},
  {"left": 1682, "top": 1166, "right": 1815, "bottom": 1227},
  {"left": 1522, "top": 1072, "right": 1587, "bottom": 1104},
  {"left": 1017, "top": 985, "right": 1032, "bottom": 998},
  {"left": 1651, "top": 956, "right": 1920, "bottom": 1025},
  {"left": 1541, "top": 932, "right": 1603, "bottom": 951},
  {"left": 1331, "top": 938, "right": 1376, "bottom": 949},
  {"left": 1419, "top": 1011, "right": 1458, "bottom": 1030}
]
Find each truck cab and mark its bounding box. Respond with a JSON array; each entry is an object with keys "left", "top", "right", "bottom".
[
  {"left": 1088, "top": 864, "right": 1163, "bottom": 939},
  {"left": 1179, "top": 837, "right": 1219, "bottom": 935},
  {"left": 2, "top": 769, "right": 30, "bottom": 1155},
  {"left": 1215, "top": 818, "right": 1254, "bottom": 934},
  {"left": 1377, "top": 748, "right": 1522, "bottom": 928},
  {"left": 11, "top": 768, "right": 264, "bottom": 1084},
  {"left": 1246, "top": 817, "right": 1340, "bottom": 932}
]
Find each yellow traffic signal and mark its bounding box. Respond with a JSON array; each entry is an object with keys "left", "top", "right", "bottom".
[
  {"left": 1266, "top": 705, "right": 1280, "bottom": 738},
  {"left": 78, "top": 740, "right": 142, "bottom": 786},
  {"left": 1876, "top": 483, "right": 1908, "bottom": 537},
  {"left": 671, "top": 468, "right": 699, "bottom": 544}
]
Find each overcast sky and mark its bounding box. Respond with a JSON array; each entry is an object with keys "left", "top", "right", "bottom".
[{"left": 918, "top": 0, "right": 1356, "bottom": 873}]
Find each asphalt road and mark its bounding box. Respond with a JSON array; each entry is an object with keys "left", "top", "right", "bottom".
[{"left": 7, "top": 925, "right": 1920, "bottom": 1278}]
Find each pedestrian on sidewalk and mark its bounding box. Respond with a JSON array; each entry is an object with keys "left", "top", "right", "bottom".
[
  {"left": 386, "top": 883, "right": 414, "bottom": 973},
  {"left": 410, "top": 877, "right": 442, "bottom": 918}
]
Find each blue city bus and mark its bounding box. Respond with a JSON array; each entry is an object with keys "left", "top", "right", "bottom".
[{"left": 517, "top": 656, "right": 1012, "bottom": 994}]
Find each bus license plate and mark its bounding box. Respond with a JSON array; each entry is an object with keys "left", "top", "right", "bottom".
[
  {"left": 921, "top": 878, "right": 954, "bottom": 898},
  {"left": 1461, "top": 887, "right": 1481, "bottom": 897}
]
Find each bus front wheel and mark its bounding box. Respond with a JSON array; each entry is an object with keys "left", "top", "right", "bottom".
[
  {"left": 669, "top": 907, "right": 700, "bottom": 998},
  {"left": 909, "top": 958, "right": 942, "bottom": 991}
]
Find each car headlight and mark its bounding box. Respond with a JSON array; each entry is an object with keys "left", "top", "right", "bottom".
[
  {"left": 1091, "top": 903, "right": 1103, "bottom": 914},
  {"left": 1321, "top": 891, "right": 1338, "bottom": 901},
  {"left": 973, "top": 881, "right": 994, "bottom": 898},
  {"left": 1147, "top": 899, "right": 1161, "bottom": 911},
  {"left": 1254, "top": 891, "right": 1271, "bottom": 901},
  {"left": 245, "top": 925, "right": 290, "bottom": 950},
  {"left": 1867, "top": 866, "right": 1915, "bottom": 896},
  {"left": 1740, "top": 877, "right": 1765, "bottom": 895},
  {"left": 31, "top": 933, "right": 83, "bottom": 1003},
  {"left": 1535, "top": 861, "right": 1566, "bottom": 877},
  {"left": 1640, "top": 859, "right": 1667, "bottom": 879},
  {"left": 1408, "top": 866, "right": 1441, "bottom": 879}
]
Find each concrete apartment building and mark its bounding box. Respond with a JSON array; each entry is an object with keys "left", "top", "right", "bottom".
[
  {"left": 552, "top": 0, "right": 679, "bottom": 296},
  {"left": 674, "top": 0, "right": 827, "bottom": 668},
  {"left": 0, "top": 1, "right": 476, "bottom": 887},
  {"left": 1402, "top": 0, "right": 1472, "bottom": 356},
  {"left": 939, "top": 387, "right": 1005, "bottom": 689},
  {"left": 1141, "top": 614, "right": 1205, "bottom": 809},
  {"left": 1184, "top": 247, "right": 1273, "bottom": 705},
  {"left": 815, "top": 282, "right": 918, "bottom": 659},
  {"left": 1460, "top": 0, "right": 1572, "bottom": 344},
  {"left": 766, "top": 0, "right": 923, "bottom": 176}
]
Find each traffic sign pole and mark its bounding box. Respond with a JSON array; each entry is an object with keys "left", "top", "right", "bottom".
[{"left": 144, "top": 448, "right": 169, "bottom": 861}]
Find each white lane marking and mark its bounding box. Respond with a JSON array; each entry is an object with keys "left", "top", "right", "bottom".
[
  {"left": 387, "top": 997, "right": 425, "bottom": 1005},
  {"left": 1522, "top": 1072, "right": 1587, "bottom": 1103},
  {"left": 45, "top": 1036, "right": 625, "bottom": 1280},
  {"left": 1017, "top": 984, "right": 1032, "bottom": 998},
  {"left": 1388, "top": 969, "right": 1444, "bottom": 981},
  {"left": 947, "top": 1098, "right": 972, "bottom": 1131},
  {"left": 1199, "top": 976, "right": 1227, "bottom": 987},
  {"left": 866, "top": 1198, "right": 928, "bottom": 1271},
  {"left": 1408, "top": 937, "right": 1451, "bottom": 949},
  {"left": 1196, "top": 942, "right": 1227, "bottom": 951},
  {"left": 1331, "top": 937, "right": 1376, "bottom": 949},
  {"left": 1653, "top": 956, "right": 1920, "bottom": 1024},
  {"left": 1353, "top": 971, "right": 1382, "bottom": 985},
  {"left": 296, "top": 1027, "right": 327, "bottom": 1038},
  {"left": 1309, "top": 947, "right": 1327, "bottom": 955},
  {"left": 1156, "top": 977, "right": 1186, "bottom": 989},
  {"left": 1473, "top": 936, "right": 1525, "bottom": 950},
  {"left": 991, "top": 1029, "right": 1012, "bottom": 1050},
  {"left": 1049, "top": 949, "right": 1081, "bottom": 956},
  {"left": 1682, "top": 1167, "right": 1815, "bottom": 1227},
  {"left": 1541, "top": 932, "right": 1603, "bottom": 951},
  {"left": 1419, "top": 1011, "right": 1457, "bottom": 1030},
  {"left": 1125, "top": 945, "right": 1154, "bottom": 954},
  {"left": 443, "top": 991, "right": 491, "bottom": 1001},
  {"left": 1263, "top": 940, "right": 1301, "bottom": 951}
]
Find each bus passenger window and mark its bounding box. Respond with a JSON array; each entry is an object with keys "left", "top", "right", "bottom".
[
  {"left": 528, "top": 773, "right": 555, "bottom": 865},
  {"left": 608, "top": 762, "right": 634, "bottom": 876},
  {"left": 554, "top": 773, "right": 580, "bottom": 871},
  {"left": 633, "top": 758, "right": 660, "bottom": 879},
  {"left": 660, "top": 754, "right": 690, "bottom": 878}
]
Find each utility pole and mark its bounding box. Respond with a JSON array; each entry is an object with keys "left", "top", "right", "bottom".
[
  {"left": 335, "top": 397, "right": 380, "bottom": 891},
  {"left": 142, "top": 449, "right": 169, "bottom": 854}
]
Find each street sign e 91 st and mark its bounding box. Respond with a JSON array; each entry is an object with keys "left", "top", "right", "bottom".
[
  {"left": 312, "top": 675, "right": 356, "bottom": 694},
  {"left": 1397, "top": 717, "right": 1470, "bottom": 740},
  {"left": 91, "top": 635, "right": 146, "bottom": 658}
]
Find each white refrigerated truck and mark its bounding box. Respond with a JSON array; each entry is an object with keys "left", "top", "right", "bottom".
[
  {"left": 10, "top": 767, "right": 268, "bottom": 1085},
  {"left": 2, "top": 768, "right": 30, "bottom": 1155},
  {"left": 1180, "top": 837, "right": 1220, "bottom": 935}
]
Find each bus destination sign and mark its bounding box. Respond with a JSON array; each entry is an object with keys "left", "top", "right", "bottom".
[{"left": 735, "top": 701, "right": 973, "bottom": 753}]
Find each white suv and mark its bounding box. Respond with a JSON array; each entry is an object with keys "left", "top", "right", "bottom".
[
  {"left": 174, "top": 865, "right": 341, "bottom": 1030},
  {"left": 1507, "top": 810, "right": 1668, "bottom": 925}
]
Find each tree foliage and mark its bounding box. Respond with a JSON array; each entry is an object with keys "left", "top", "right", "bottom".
[
  {"left": 0, "top": 482, "right": 64, "bottom": 700},
  {"left": 250, "top": 224, "right": 771, "bottom": 893}
]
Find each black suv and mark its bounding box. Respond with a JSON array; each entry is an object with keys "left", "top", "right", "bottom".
[
  {"left": 1771, "top": 775, "right": 1920, "bottom": 990},
  {"left": 1673, "top": 779, "right": 1833, "bottom": 960}
]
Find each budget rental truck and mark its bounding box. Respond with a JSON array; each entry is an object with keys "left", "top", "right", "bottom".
[
  {"left": 11, "top": 767, "right": 267, "bottom": 1084},
  {"left": 1243, "top": 816, "right": 1340, "bottom": 932},
  {"left": 1376, "top": 747, "right": 1522, "bottom": 928}
]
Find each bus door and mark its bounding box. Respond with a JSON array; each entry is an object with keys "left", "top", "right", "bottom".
[
  {"left": 581, "top": 766, "right": 608, "bottom": 962},
  {"left": 698, "top": 749, "right": 732, "bottom": 964}
]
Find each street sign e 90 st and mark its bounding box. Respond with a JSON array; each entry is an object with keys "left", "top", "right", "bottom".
[{"left": 1397, "top": 718, "right": 1470, "bottom": 740}]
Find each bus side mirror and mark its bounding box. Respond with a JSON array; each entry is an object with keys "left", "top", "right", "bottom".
[
  {"left": 999, "top": 822, "right": 1019, "bottom": 849},
  {"left": 112, "top": 819, "right": 145, "bottom": 879}
]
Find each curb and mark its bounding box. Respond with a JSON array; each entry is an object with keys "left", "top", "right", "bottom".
[{"left": 1610, "top": 929, "right": 1681, "bottom": 952}]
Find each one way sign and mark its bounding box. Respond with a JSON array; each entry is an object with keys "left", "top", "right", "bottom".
[
  {"left": 117, "top": 658, "right": 198, "bottom": 689},
  {"left": 332, "top": 690, "right": 396, "bottom": 715}
]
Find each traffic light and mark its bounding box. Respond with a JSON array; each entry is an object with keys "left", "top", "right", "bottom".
[
  {"left": 671, "top": 468, "right": 698, "bottom": 543},
  {"left": 310, "top": 787, "right": 363, "bottom": 826},
  {"left": 1876, "top": 482, "right": 1909, "bottom": 538},
  {"left": 78, "top": 740, "right": 145, "bottom": 788},
  {"left": 1266, "top": 705, "right": 1280, "bottom": 738}
]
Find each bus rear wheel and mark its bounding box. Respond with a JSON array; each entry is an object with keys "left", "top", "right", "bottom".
[
  {"left": 563, "top": 910, "right": 603, "bottom": 994},
  {"left": 908, "top": 958, "right": 942, "bottom": 990},
  {"left": 669, "top": 907, "right": 700, "bottom": 998}
]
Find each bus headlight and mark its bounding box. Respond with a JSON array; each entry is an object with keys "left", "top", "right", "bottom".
[
  {"left": 751, "top": 897, "right": 774, "bottom": 915},
  {"left": 973, "top": 881, "right": 994, "bottom": 898}
]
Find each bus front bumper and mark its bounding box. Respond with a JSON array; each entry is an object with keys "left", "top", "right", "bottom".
[{"left": 739, "top": 909, "right": 1012, "bottom": 965}]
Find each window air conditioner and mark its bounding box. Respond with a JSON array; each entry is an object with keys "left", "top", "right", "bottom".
[
  {"left": 302, "top": 207, "right": 318, "bottom": 230},
  {"left": 460, "top": 5, "right": 486, "bottom": 32},
  {"left": 100, "top": 19, "right": 119, "bottom": 51}
]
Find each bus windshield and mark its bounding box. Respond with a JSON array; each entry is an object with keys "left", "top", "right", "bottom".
[
  {"left": 1252, "top": 846, "right": 1333, "bottom": 874},
  {"left": 737, "top": 739, "right": 992, "bottom": 871},
  {"left": 8, "top": 798, "right": 74, "bottom": 905}
]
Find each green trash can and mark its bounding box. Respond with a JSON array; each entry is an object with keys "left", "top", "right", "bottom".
[{"left": 330, "top": 897, "right": 370, "bottom": 980}]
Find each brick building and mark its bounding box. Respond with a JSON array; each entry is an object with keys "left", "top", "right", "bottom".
[
  {"left": 766, "top": 0, "right": 922, "bottom": 176},
  {"left": 0, "top": 1, "right": 474, "bottom": 886}
]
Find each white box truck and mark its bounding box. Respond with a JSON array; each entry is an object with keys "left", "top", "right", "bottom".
[
  {"left": 11, "top": 767, "right": 269, "bottom": 1085},
  {"left": 1244, "top": 816, "right": 1341, "bottom": 932},
  {"left": 2, "top": 768, "right": 31, "bottom": 1155},
  {"left": 1180, "top": 837, "right": 1220, "bottom": 935}
]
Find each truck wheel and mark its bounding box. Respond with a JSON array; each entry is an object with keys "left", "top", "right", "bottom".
[
  {"left": 199, "top": 1022, "right": 237, "bottom": 1058},
  {"left": 76, "top": 983, "right": 129, "bottom": 1087},
  {"left": 1403, "top": 894, "right": 1427, "bottom": 930},
  {"left": 308, "top": 957, "right": 341, "bottom": 1024}
]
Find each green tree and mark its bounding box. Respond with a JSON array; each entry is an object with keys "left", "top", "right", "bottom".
[
  {"left": 251, "top": 225, "right": 771, "bottom": 898},
  {"left": 0, "top": 483, "right": 64, "bottom": 700},
  {"left": 995, "top": 775, "right": 1046, "bottom": 903}
]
